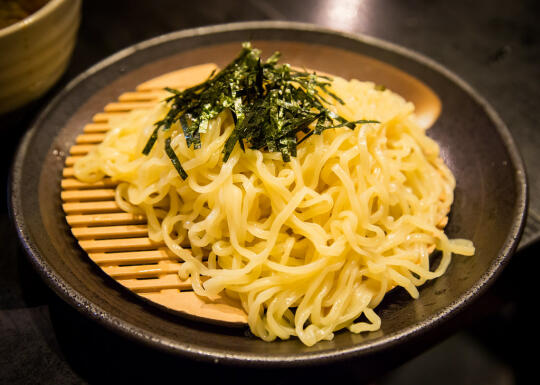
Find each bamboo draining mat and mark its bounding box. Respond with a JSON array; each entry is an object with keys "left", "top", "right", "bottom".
[{"left": 61, "top": 63, "right": 248, "bottom": 325}]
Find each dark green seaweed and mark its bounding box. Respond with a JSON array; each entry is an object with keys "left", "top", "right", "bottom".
[
  {"left": 143, "top": 42, "right": 378, "bottom": 179},
  {"left": 164, "top": 137, "right": 188, "bottom": 180}
]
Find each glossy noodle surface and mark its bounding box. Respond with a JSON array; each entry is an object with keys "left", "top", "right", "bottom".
[{"left": 66, "top": 62, "right": 474, "bottom": 346}]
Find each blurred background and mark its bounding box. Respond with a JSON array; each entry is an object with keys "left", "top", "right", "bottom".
[{"left": 1, "top": 0, "right": 539, "bottom": 383}]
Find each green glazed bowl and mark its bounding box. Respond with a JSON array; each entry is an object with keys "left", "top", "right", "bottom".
[{"left": 0, "top": 0, "right": 81, "bottom": 114}]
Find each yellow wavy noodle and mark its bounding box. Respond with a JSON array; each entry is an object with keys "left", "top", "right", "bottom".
[{"left": 74, "top": 76, "right": 474, "bottom": 346}]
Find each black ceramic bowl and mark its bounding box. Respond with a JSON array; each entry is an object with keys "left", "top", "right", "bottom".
[{"left": 9, "top": 22, "right": 527, "bottom": 367}]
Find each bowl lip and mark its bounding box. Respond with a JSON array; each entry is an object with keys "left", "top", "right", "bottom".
[
  {"left": 9, "top": 20, "right": 528, "bottom": 367},
  {"left": 0, "top": 0, "right": 71, "bottom": 39}
]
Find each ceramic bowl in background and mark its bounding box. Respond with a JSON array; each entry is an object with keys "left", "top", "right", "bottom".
[{"left": 0, "top": 0, "right": 81, "bottom": 115}]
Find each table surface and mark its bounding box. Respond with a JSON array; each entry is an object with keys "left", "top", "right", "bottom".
[{"left": 1, "top": 0, "right": 539, "bottom": 383}]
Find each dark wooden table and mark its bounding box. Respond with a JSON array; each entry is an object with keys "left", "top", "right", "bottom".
[{"left": 1, "top": 1, "right": 539, "bottom": 383}]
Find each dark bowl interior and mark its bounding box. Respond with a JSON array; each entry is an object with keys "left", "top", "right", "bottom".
[{"left": 9, "top": 22, "right": 527, "bottom": 366}]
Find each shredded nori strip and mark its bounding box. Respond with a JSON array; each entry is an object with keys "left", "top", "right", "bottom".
[
  {"left": 143, "top": 42, "right": 379, "bottom": 179},
  {"left": 164, "top": 137, "right": 188, "bottom": 180},
  {"left": 142, "top": 126, "right": 160, "bottom": 155}
]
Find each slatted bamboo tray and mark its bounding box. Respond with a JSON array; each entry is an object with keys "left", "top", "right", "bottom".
[{"left": 61, "top": 63, "right": 248, "bottom": 325}]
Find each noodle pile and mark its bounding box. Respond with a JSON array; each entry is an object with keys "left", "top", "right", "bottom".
[{"left": 74, "top": 75, "right": 474, "bottom": 346}]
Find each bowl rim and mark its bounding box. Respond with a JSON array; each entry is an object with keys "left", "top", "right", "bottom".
[
  {"left": 9, "top": 21, "right": 528, "bottom": 366},
  {"left": 0, "top": 0, "right": 68, "bottom": 38}
]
